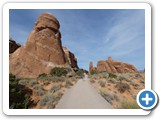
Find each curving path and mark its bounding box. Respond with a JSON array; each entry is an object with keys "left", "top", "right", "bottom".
[{"left": 55, "top": 75, "right": 113, "bottom": 109}]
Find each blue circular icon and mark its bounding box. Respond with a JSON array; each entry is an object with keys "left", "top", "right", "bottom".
[{"left": 137, "top": 89, "right": 158, "bottom": 110}]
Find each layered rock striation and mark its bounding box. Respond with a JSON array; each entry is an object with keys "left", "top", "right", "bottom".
[{"left": 10, "top": 13, "right": 78, "bottom": 78}]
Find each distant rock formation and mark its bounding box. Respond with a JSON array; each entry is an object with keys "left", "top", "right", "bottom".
[
  {"left": 10, "top": 13, "right": 78, "bottom": 78},
  {"left": 9, "top": 38, "right": 21, "bottom": 54},
  {"left": 63, "top": 47, "right": 78, "bottom": 68},
  {"left": 90, "top": 57, "right": 139, "bottom": 73},
  {"left": 89, "top": 61, "right": 96, "bottom": 72}
]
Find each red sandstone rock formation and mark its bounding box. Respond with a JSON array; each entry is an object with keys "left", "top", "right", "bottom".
[
  {"left": 89, "top": 61, "right": 93, "bottom": 72},
  {"left": 9, "top": 38, "right": 21, "bottom": 54},
  {"left": 89, "top": 61, "right": 97, "bottom": 73},
  {"left": 63, "top": 47, "right": 78, "bottom": 68},
  {"left": 90, "top": 57, "right": 139, "bottom": 73},
  {"left": 9, "top": 13, "right": 78, "bottom": 78}
]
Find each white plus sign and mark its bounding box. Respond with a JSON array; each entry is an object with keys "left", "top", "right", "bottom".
[{"left": 142, "top": 93, "right": 153, "bottom": 105}]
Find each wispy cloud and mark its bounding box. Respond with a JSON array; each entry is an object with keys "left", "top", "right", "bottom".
[{"left": 101, "top": 10, "right": 145, "bottom": 69}]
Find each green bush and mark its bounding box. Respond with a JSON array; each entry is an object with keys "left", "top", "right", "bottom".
[
  {"left": 33, "top": 84, "right": 43, "bottom": 90},
  {"left": 50, "top": 85, "right": 61, "bottom": 93},
  {"left": 108, "top": 73, "right": 117, "bottom": 79},
  {"left": 35, "top": 90, "right": 45, "bottom": 96},
  {"left": 29, "top": 79, "right": 38, "bottom": 87},
  {"left": 50, "top": 67, "right": 71, "bottom": 77},
  {"left": 76, "top": 69, "right": 84, "bottom": 77},
  {"left": 9, "top": 73, "right": 34, "bottom": 109},
  {"left": 135, "top": 74, "right": 142, "bottom": 78},
  {"left": 49, "top": 76, "right": 65, "bottom": 82},
  {"left": 100, "top": 72, "right": 109, "bottom": 79},
  {"left": 118, "top": 100, "right": 140, "bottom": 109},
  {"left": 115, "top": 82, "right": 130, "bottom": 93},
  {"left": 40, "top": 93, "right": 55, "bottom": 107},
  {"left": 108, "top": 79, "right": 116, "bottom": 84},
  {"left": 118, "top": 76, "right": 126, "bottom": 83},
  {"left": 98, "top": 80, "right": 106, "bottom": 87},
  {"left": 38, "top": 73, "right": 48, "bottom": 78}
]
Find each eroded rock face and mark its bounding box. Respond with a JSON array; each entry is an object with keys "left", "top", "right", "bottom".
[
  {"left": 90, "top": 57, "right": 139, "bottom": 73},
  {"left": 10, "top": 13, "right": 69, "bottom": 78},
  {"left": 63, "top": 47, "right": 78, "bottom": 68},
  {"left": 89, "top": 61, "right": 93, "bottom": 72},
  {"left": 9, "top": 39, "right": 21, "bottom": 54}
]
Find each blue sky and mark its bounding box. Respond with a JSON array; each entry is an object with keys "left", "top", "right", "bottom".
[{"left": 10, "top": 9, "right": 145, "bottom": 71}]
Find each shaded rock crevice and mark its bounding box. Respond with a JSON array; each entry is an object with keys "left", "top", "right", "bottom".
[{"left": 9, "top": 38, "right": 21, "bottom": 54}]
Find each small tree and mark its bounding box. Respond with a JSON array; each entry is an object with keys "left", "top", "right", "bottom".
[
  {"left": 108, "top": 73, "right": 117, "bottom": 79},
  {"left": 50, "top": 67, "right": 71, "bottom": 77},
  {"left": 9, "top": 73, "right": 34, "bottom": 109}
]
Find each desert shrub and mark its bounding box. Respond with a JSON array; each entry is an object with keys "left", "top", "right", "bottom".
[
  {"left": 131, "top": 94, "right": 137, "bottom": 100},
  {"left": 140, "top": 79, "right": 145, "bottom": 84},
  {"left": 115, "top": 82, "right": 130, "bottom": 93},
  {"left": 33, "top": 84, "right": 43, "bottom": 90},
  {"left": 95, "top": 72, "right": 108, "bottom": 79},
  {"left": 125, "top": 78, "right": 131, "bottom": 83},
  {"left": 49, "top": 76, "right": 65, "bottom": 82},
  {"left": 108, "top": 73, "right": 117, "bottom": 79},
  {"left": 43, "top": 81, "right": 50, "bottom": 86},
  {"left": 108, "top": 79, "right": 116, "bottom": 84},
  {"left": 47, "top": 102, "right": 57, "bottom": 109},
  {"left": 135, "top": 74, "right": 142, "bottom": 78},
  {"left": 129, "top": 81, "right": 140, "bottom": 89},
  {"left": 118, "top": 100, "right": 140, "bottom": 109},
  {"left": 9, "top": 73, "right": 34, "bottom": 109},
  {"left": 100, "top": 90, "right": 114, "bottom": 104},
  {"left": 50, "top": 67, "right": 71, "bottom": 77},
  {"left": 40, "top": 93, "right": 55, "bottom": 107},
  {"left": 65, "top": 79, "right": 73, "bottom": 87},
  {"left": 130, "top": 82, "right": 140, "bottom": 89},
  {"left": 101, "top": 72, "right": 109, "bottom": 79},
  {"left": 70, "top": 77, "right": 77, "bottom": 82},
  {"left": 113, "top": 94, "right": 119, "bottom": 102},
  {"left": 29, "top": 79, "right": 38, "bottom": 87},
  {"left": 19, "top": 79, "right": 29, "bottom": 85},
  {"left": 38, "top": 73, "right": 48, "bottom": 78},
  {"left": 35, "top": 89, "right": 45, "bottom": 96},
  {"left": 36, "top": 90, "right": 45, "bottom": 96},
  {"left": 98, "top": 80, "right": 106, "bottom": 87},
  {"left": 90, "top": 79, "right": 95, "bottom": 83},
  {"left": 118, "top": 76, "right": 126, "bottom": 83},
  {"left": 90, "top": 70, "right": 97, "bottom": 75},
  {"left": 50, "top": 85, "right": 61, "bottom": 93},
  {"left": 76, "top": 69, "right": 84, "bottom": 78}
]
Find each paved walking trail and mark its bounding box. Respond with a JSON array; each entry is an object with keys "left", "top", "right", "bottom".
[{"left": 55, "top": 75, "right": 113, "bottom": 109}]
